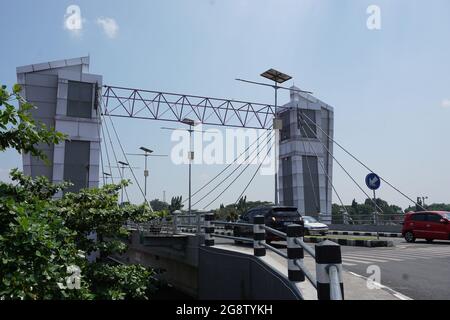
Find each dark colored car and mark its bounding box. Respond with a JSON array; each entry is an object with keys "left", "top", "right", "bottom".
[
  {"left": 233, "top": 206, "right": 304, "bottom": 244},
  {"left": 402, "top": 211, "right": 450, "bottom": 243}
]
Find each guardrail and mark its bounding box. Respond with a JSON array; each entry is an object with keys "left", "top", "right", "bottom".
[
  {"left": 332, "top": 213, "right": 405, "bottom": 225},
  {"left": 129, "top": 212, "right": 344, "bottom": 300},
  {"left": 205, "top": 213, "right": 344, "bottom": 300}
]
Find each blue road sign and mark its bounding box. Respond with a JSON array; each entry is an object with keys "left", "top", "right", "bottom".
[{"left": 365, "top": 173, "right": 381, "bottom": 190}]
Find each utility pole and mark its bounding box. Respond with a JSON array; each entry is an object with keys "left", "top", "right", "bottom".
[
  {"left": 118, "top": 161, "right": 129, "bottom": 204},
  {"left": 181, "top": 118, "right": 197, "bottom": 216},
  {"left": 126, "top": 149, "right": 168, "bottom": 204},
  {"left": 140, "top": 147, "right": 153, "bottom": 202}
]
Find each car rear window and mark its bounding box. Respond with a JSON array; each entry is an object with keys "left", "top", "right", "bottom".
[
  {"left": 446, "top": 213, "right": 450, "bottom": 220},
  {"left": 272, "top": 208, "right": 300, "bottom": 217}
]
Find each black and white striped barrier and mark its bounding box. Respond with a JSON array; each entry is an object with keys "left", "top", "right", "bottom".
[
  {"left": 253, "top": 215, "right": 266, "bottom": 257},
  {"left": 204, "top": 213, "right": 215, "bottom": 246},
  {"left": 304, "top": 236, "right": 394, "bottom": 247},
  {"left": 287, "top": 224, "right": 305, "bottom": 282},
  {"left": 329, "top": 230, "right": 401, "bottom": 238},
  {"left": 315, "top": 240, "right": 344, "bottom": 300}
]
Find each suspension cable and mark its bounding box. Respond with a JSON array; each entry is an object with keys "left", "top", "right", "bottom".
[
  {"left": 94, "top": 103, "right": 106, "bottom": 186},
  {"left": 101, "top": 111, "right": 130, "bottom": 202},
  {"left": 202, "top": 133, "right": 274, "bottom": 209},
  {"left": 234, "top": 138, "right": 275, "bottom": 204},
  {"left": 105, "top": 113, "right": 153, "bottom": 210},
  {"left": 299, "top": 113, "right": 384, "bottom": 213},
  {"left": 182, "top": 129, "right": 270, "bottom": 204},
  {"left": 100, "top": 117, "right": 114, "bottom": 184},
  {"left": 298, "top": 113, "right": 348, "bottom": 216},
  {"left": 300, "top": 111, "right": 425, "bottom": 211},
  {"left": 191, "top": 130, "right": 273, "bottom": 207}
]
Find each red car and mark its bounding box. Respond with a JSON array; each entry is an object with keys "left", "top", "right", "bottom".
[{"left": 402, "top": 211, "right": 450, "bottom": 243}]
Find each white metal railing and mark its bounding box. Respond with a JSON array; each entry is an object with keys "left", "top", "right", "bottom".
[{"left": 127, "top": 212, "right": 344, "bottom": 300}]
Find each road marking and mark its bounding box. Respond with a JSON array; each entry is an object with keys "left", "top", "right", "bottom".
[
  {"left": 348, "top": 251, "right": 450, "bottom": 258},
  {"left": 344, "top": 254, "right": 403, "bottom": 262},
  {"left": 342, "top": 258, "right": 373, "bottom": 264},
  {"left": 342, "top": 262, "right": 357, "bottom": 266},
  {"left": 340, "top": 247, "right": 450, "bottom": 265},
  {"left": 347, "top": 272, "right": 413, "bottom": 300},
  {"left": 342, "top": 255, "right": 390, "bottom": 263}
]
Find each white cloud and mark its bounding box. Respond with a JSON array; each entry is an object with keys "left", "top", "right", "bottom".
[
  {"left": 64, "top": 5, "right": 84, "bottom": 37},
  {"left": 96, "top": 17, "right": 119, "bottom": 39},
  {"left": 441, "top": 99, "right": 450, "bottom": 108}
]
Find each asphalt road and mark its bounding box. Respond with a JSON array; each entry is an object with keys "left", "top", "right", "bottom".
[
  {"left": 338, "top": 238, "right": 450, "bottom": 300},
  {"left": 215, "top": 236, "right": 450, "bottom": 300}
]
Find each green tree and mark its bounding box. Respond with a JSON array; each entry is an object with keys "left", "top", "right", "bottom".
[
  {"left": 0, "top": 170, "right": 160, "bottom": 299},
  {"left": 168, "top": 196, "right": 183, "bottom": 213},
  {"left": 150, "top": 198, "right": 169, "bottom": 212},
  {"left": 0, "top": 85, "right": 160, "bottom": 299}
]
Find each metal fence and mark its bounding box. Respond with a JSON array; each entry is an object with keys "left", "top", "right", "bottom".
[
  {"left": 332, "top": 212, "right": 405, "bottom": 225},
  {"left": 126, "top": 211, "right": 344, "bottom": 300}
]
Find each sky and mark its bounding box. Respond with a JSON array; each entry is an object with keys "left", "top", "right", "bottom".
[{"left": 1, "top": 0, "right": 449, "bottom": 210}]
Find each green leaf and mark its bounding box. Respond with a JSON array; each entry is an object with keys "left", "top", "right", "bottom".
[{"left": 12, "top": 84, "right": 21, "bottom": 94}]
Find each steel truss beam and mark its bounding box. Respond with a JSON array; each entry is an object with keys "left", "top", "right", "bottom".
[{"left": 102, "top": 85, "right": 278, "bottom": 129}]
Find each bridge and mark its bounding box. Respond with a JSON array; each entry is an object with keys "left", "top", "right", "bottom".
[{"left": 15, "top": 56, "right": 424, "bottom": 300}]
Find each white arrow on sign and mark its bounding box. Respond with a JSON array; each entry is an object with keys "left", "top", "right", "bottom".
[{"left": 369, "top": 176, "right": 379, "bottom": 187}]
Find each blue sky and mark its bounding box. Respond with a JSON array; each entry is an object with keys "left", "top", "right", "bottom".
[{"left": 1, "top": 0, "right": 450, "bottom": 210}]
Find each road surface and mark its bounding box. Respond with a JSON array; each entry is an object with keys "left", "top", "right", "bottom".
[{"left": 215, "top": 236, "right": 450, "bottom": 300}]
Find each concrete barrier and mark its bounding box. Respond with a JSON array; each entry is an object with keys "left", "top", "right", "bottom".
[{"left": 198, "top": 246, "right": 303, "bottom": 300}]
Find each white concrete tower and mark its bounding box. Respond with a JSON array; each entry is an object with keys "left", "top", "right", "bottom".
[
  {"left": 278, "top": 86, "right": 334, "bottom": 223},
  {"left": 16, "top": 57, "right": 102, "bottom": 196}
]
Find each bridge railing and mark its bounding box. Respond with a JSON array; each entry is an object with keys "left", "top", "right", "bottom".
[
  {"left": 204, "top": 213, "right": 344, "bottom": 301},
  {"left": 129, "top": 212, "right": 344, "bottom": 300},
  {"left": 332, "top": 213, "right": 405, "bottom": 225}
]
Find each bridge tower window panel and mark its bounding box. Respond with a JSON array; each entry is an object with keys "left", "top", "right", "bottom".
[
  {"left": 302, "top": 155, "right": 320, "bottom": 217},
  {"left": 280, "top": 110, "right": 291, "bottom": 141},
  {"left": 63, "top": 140, "right": 91, "bottom": 193},
  {"left": 282, "top": 156, "right": 294, "bottom": 206},
  {"left": 297, "top": 109, "right": 317, "bottom": 139},
  {"left": 67, "top": 81, "right": 93, "bottom": 118}
]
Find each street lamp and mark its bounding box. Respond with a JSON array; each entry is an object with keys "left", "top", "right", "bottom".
[
  {"left": 139, "top": 146, "right": 153, "bottom": 202},
  {"left": 103, "top": 171, "right": 111, "bottom": 184},
  {"left": 236, "top": 71, "right": 313, "bottom": 206},
  {"left": 118, "top": 161, "right": 129, "bottom": 204},
  {"left": 181, "top": 118, "right": 198, "bottom": 216},
  {"left": 126, "top": 149, "right": 168, "bottom": 204},
  {"left": 260, "top": 69, "right": 292, "bottom": 205}
]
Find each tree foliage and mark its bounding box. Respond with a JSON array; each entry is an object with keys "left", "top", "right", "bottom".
[
  {"left": 0, "top": 84, "right": 66, "bottom": 160},
  {"left": 150, "top": 198, "right": 169, "bottom": 212},
  {"left": 168, "top": 196, "right": 183, "bottom": 213},
  {"left": 0, "top": 84, "right": 163, "bottom": 299},
  {"left": 0, "top": 171, "right": 160, "bottom": 299}
]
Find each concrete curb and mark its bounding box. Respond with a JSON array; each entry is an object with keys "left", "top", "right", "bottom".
[
  {"left": 329, "top": 230, "right": 402, "bottom": 238},
  {"left": 303, "top": 236, "right": 394, "bottom": 247},
  {"left": 210, "top": 231, "right": 393, "bottom": 248}
]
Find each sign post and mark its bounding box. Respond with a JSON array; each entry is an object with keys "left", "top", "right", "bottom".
[{"left": 365, "top": 173, "right": 381, "bottom": 239}]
